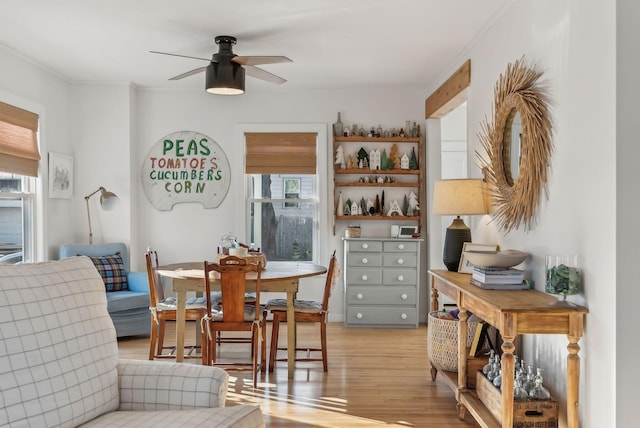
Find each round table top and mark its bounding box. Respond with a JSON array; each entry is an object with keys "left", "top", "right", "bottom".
[{"left": 158, "top": 261, "right": 327, "bottom": 282}]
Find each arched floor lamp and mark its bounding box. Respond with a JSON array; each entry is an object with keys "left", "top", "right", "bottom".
[{"left": 85, "top": 187, "right": 119, "bottom": 244}]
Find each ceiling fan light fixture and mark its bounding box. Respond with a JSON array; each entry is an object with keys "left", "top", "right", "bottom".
[{"left": 206, "top": 62, "right": 245, "bottom": 95}]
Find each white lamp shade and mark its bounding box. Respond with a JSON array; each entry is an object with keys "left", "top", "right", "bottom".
[
  {"left": 433, "top": 179, "right": 488, "bottom": 216},
  {"left": 100, "top": 191, "right": 119, "bottom": 211}
]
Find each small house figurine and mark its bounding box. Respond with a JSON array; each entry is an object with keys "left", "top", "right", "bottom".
[
  {"left": 351, "top": 201, "right": 359, "bottom": 216},
  {"left": 400, "top": 153, "right": 410, "bottom": 170},
  {"left": 369, "top": 149, "right": 381, "bottom": 170},
  {"left": 387, "top": 200, "right": 404, "bottom": 216}
]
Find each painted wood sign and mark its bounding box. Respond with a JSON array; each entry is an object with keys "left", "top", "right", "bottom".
[{"left": 142, "top": 131, "right": 230, "bottom": 211}]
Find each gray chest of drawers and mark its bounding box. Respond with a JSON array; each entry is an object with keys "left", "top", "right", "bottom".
[{"left": 343, "top": 238, "right": 422, "bottom": 328}]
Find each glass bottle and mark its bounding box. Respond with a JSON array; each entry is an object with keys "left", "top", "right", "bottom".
[
  {"left": 513, "top": 376, "right": 529, "bottom": 401},
  {"left": 334, "top": 112, "right": 343, "bottom": 137},
  {"left": 493, "top": 369, "right": 502, "bottom": 389},
  {"left": 483, "top": 350, "right": 496, "bottom": 376},
  {"left": 411, "top": 121, "right": 417, "bottom": 138},
  {"left": 529, "top": 368, "right": 551, "bottom": 400},
  {"left": 487, "top": 360, "right": 500, "bottom": 382},
  {"left": 522, "top": 365, "right": 536, "bottom": 393},
  {"left": 376, "top": 124, "right": 383, "bottom": 137}
]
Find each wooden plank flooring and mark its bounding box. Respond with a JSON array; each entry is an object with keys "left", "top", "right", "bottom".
[{"left": 117, "top": 322, "right": 479, "bottom": 427}]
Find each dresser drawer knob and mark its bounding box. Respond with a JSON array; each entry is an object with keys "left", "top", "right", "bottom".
[
  {"left": 397, "top": 275, "right": 404, "bottom": 281},
  {"left": 356, "top": 313, "right": 364, "bottom": 319},
  {"left": 401, "top": 293, "right": 408, "bottom": 300},
  {"left": 398, "top": 244, "right": 405, "bottom": 250},
  {"left": 356, "top": 293, "right": 364, "bottom": 300},
  {"left": 401, "top": 313, "right": 408, "bottom": 320},
  {"left": 362, "top": 243, "right": 369, "bottom": 249},
  {"left": 397, "top": 258, "right": 404, "bottom": 265},
  {"left": 361, "top": 275, "right": 368, "bottom": 281},
  {"left": 361, "top": 257, "right": 368, "bottom": 264}
]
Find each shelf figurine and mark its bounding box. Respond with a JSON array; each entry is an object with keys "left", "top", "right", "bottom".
[
  {"left": 335, "top": 145, "right": 345, "bottom": 169},
  {"left": 351, "top": 200, "right": 359, "bottom": 216},
  {"left": 387, "top": 200, "right": 404, "bottom": 216},
  {"left": 401, "top": 153, "right": 410, "bottom": 170},
  {"left": 370, "top": 149, "right": 381, "bottom": 170},
  {"left": 409, "top": 147, "right": 418, "bottom": 170}
]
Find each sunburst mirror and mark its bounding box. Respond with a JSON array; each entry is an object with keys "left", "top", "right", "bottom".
[{"left": 477, "top": 58, "right": 552, "bottom": 233}]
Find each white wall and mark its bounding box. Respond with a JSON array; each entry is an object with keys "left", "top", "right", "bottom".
[
  {"left": 617, "top": 2, "right": 639, "bottom": 427},
  {"left": 425, "top": 0, "right": 615, "bottom": 426}
]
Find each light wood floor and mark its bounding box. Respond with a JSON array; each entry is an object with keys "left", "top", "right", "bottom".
[{"left": 117, "top": 321, "right": 479, "bottom": 427}]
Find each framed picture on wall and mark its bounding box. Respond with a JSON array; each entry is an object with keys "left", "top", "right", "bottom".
[
  {"left": 48, "top": 152, "right": 73, "bottom": 199},
  {"left": 283, "top": 178, "right": 300, "bottom": 208},
  {"left": 458, "top": 242, "right": 500, "bottom": 274}
]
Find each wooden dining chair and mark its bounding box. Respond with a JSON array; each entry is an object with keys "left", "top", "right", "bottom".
[
  {"left": 266, "top": 250, "right": 338, "bottom": 372},
  {"left": 202, "top": 256, "right": 266, "bottom": 388},
  {"left": 145, "top": 248, "right": 207, "bottom": 364}
]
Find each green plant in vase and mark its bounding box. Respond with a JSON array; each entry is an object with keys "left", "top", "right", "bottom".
[{"left": 545, "top": 256, "right": 580, "bottom": 306}]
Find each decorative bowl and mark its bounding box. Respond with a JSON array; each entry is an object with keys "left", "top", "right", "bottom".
[{"left": 463, "top": 250, "right": 529, "bottom": 268}]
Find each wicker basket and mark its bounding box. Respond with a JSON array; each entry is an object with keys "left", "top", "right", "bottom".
[
  {"left": 427, "top": 311, "right": 479, "bottom": 372},
  {"left": 345, "top": 226, "right": 361, "bottom": 238}
]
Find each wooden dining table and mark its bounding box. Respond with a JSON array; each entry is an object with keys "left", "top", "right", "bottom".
[{"left": 157, "top": 261, "right": 327, "bottom": 378}]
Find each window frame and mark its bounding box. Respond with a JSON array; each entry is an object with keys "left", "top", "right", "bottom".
[
  {"left": 237, "top": 123, "right": 328, "bottom": 265},
  {"left": 0, "top": 93, "right": 45, "bottom": 263}
]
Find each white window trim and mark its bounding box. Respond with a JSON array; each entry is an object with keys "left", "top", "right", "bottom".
[{"left": 236, "top": 123, "right": 329, "bottom": 265}]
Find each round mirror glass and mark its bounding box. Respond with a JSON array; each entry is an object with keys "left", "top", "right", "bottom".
[
  {"left": 501, "top": 108, "right": 522, "bottom": 186},
  {"left": 509, "top": 111, "right": 522, "bottom": 180}
]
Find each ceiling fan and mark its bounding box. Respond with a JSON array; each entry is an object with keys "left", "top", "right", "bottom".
[{"left": 151, "top": 35, "right": 291, "bottom": 95}]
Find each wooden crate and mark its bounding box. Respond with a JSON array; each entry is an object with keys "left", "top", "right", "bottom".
[
  {"left": 466, "top": 356, "right": 488, "bottom": 389},
  {"left": 476, "top": 371, "right": 559, "bottom": 428}
]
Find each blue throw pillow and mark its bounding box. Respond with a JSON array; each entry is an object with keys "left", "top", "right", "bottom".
[{"left": 87, "top": 252, "right": 129, "bottom": 292}]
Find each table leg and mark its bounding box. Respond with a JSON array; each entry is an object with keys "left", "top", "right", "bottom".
[
  {"left": 176, "top": 289, "right": 187, "bottom": 363},
  {"left": 430, "top": 276, "right": 439, "bottom": 313},
  {"left": 500, "top": 333, "right": 516, "bottom": 428},
  {"left": 457, "top": 307, "right": 468, "bottom": 420},
  {"left": 287, "top": 288, "right": 296, "bottom": 378},
  {"left": 567, "top": 313, "right": 584, "bottom": 428}
]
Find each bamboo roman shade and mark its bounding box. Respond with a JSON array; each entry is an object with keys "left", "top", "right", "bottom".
[
  {"left": 245, "top": 132, "right": 317, "bottom": 174},
  {"left": 0, "top": 101, "right": 40, "bottom": 177}
]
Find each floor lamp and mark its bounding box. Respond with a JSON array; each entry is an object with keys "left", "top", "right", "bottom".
[
  {"left": 85, "top": 187, "right": 119, "bottom": 244},
  {"left": 433, "top": 179, "right": 488, "bottom": 271}
]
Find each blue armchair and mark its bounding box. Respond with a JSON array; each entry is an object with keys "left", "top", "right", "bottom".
[{"left": 59, "top": 242, "right": 151, "bottom": 337}]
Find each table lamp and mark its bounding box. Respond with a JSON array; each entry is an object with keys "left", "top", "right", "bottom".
[
  {"left": 433, "top": 179, "right": 489, "bottom": 271},
  {"left": 85, "top": 186, "right": 119, "bottom": 244}
]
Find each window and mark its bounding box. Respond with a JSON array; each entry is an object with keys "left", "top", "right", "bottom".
[
  {"left": 0, "top": 101, "right": 40, "bottom": 264},
  {"left": 245, "top": 132, "right": 318, "bottom": 262}
]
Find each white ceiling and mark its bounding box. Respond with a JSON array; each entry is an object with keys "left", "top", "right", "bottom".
[{"left": 0, "top": 0, "right": 512, "bottom": 93}]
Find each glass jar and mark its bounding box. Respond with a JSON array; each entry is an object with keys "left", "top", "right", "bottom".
[
  {"left": 218, "top": 233, "right": 238, "bottom": 255},
  {"left": 545, "top": 254, "right": 581, "bottom": 305}
]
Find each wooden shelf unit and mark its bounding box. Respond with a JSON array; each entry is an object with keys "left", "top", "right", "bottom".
[
  {"left": 332, "top": 134, "right": 424, "bottom": 235},
  {"left": 428, "top": 269, "right": 588, "bottom": 428}
]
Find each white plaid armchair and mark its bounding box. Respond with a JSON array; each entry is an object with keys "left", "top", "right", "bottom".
[{"left": 0, "top": 256, "right": 264, "bottom": 428}]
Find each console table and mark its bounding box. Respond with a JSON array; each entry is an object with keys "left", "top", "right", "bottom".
[{"left": 428, "top": 269, "right": 588, "bottom": 428}]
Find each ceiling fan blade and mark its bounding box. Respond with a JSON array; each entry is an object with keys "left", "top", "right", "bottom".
[
  {"left": 243, "top": 65, "right": 287, "bottom": 84},
  {"left": 150, "top": 50, "right": 214, "bottom": 63},
  {"left": 169, "top": 67, "right": 207, "bottom": 81},
  {"left": 232, "top": 55, "right": 292, "bottom": 66}
]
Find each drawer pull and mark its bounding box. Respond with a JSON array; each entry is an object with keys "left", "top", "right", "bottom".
[
  {"left": 361, "top": 257, "right": 368, "bottom": 264},
  {"left": 397, "top": 275, "right": 404, "bottom": 281},
  {"left": 397, "top": 258, "right": 404, "bottom": 265},
  {"left": 361, "top": 275, "right": 368, "bottom": 281},
  {"left": 356, "top": 313, "right": 364, "bottom": 319},
  {"left": 401, "top": 293, "right": 408, "bottom": 300},
  {"left": 362, "top": 243, "right": 369, "bottom": 249},
  {"left": 401, "top": 313, "right": 408, "bottom": 320},
  {"left": 356, "top": 293, "right": 364, "bottom": 300},
  {"left": 398, "top": 244, "right": 405, "bottom": 250}
]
